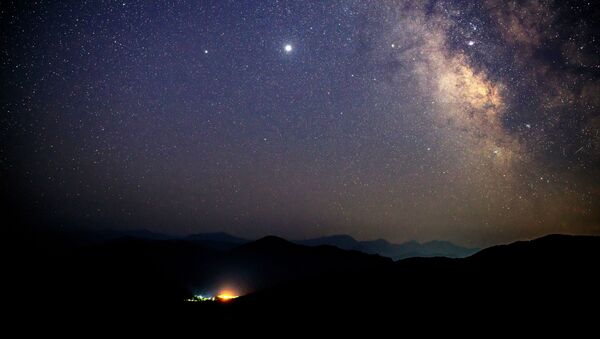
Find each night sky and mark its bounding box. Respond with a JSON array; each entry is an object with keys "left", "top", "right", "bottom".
[{"left": 2, "top": 1, "right": 599, "bottom": 247}]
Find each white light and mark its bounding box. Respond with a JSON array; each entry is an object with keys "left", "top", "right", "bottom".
[
  {"left": 467, "top": 41, "right": 475, "bottom": 46},
  {"left": 284, "top": 44, "right": 293, "bottom": 52},
  {"left": 204, "top": 50, "right": 208, "bottom": 54}
]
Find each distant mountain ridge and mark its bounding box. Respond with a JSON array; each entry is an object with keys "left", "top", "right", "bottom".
[
  {"left": 85, "top": 229, "right": 479, "bottom": 260},
  {"left": 180, "top": 232, "right": 477, "bottom": 260},
  {"left": 186, "top": 232, "right": 248, "bottom": 244},
  {"left": 43, "top": 228, "right": 477, "bottom": 260},
  {"left": 184, "top": 232, "right": 249, "bottom": 250},
  {"left": 296, "top": 234, "right": 479, "bottom": 260}
]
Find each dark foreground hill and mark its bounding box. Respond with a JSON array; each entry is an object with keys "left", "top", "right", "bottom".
[
  {"left": 229, "top": 234, "right": 600, "bottom": 316},
  {"left": 5, "top": 228, "right": 390, "bottom": 308},
  {"left": 5, "top": 228, "right": 599, "bottom": 321}
]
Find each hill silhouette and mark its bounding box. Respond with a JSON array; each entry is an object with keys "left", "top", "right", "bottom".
[
  {"left": 8, "top": 230, "right": 391, "bottom": 308},
  {"left": 6, "top": 227, "right": 599, "bottom": 320},
  {"left": 297, "top": 234, "right": 478, "bottom": 259},
  {"left": 219, "top": 236, "right": 391, "bottom": 293},
  {"left": 230, "top": 234, "right": 600, "bottom": 317},
  {"left": 185, "top": 232, "right": 250, "bottom": 250}
]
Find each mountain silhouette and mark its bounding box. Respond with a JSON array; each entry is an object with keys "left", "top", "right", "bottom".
[
  {"left": 185, "top": 232, "right": 250, "bottom": 250},
  {"left": 200, "top": 235, "right": 391, "bottom": 296},
  {"left": 231, "top": 234, "right": 600, "bottom": 316},
  {"left": 297, "top": 234, "right": 478, "bottom": 259},
  {"left": 7, "top": 227, "right": 599, "bottom": 321}
]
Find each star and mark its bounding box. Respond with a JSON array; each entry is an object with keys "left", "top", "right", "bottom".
[{"left": 3, "top": 0, "right": 598, "bottom": 251}]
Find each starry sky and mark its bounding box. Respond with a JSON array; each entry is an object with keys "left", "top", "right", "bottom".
[{"left": 2, "top": 0, "right": 599, "bottom": 247}]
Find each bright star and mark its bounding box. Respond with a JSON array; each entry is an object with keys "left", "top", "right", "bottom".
[
  {"left": 284, "top": 44, "right": 293, "bottom": 53},
  {"left": 467, "top": 40, "right": 475, "bottom": 46}
]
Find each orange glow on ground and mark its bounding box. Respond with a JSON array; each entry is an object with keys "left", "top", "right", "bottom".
[{"left": 216, "top": 290, "right": 239, "bottom": 302}]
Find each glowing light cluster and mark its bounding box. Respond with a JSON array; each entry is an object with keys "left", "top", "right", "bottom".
[
  {"left": 185, "top": 294, "right": 215, "bottom": 302},
  {"left": 185, "top": 290, "right": 240, "bottom": 303}
]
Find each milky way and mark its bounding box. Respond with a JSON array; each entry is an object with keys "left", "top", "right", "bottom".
[{"left": 1, "top": 1, "right": 599, "bottom": 246}]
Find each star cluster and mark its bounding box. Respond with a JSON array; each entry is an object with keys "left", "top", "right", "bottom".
[{"left": 1, "top": 0, "right": 599, "bottom": 246}]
